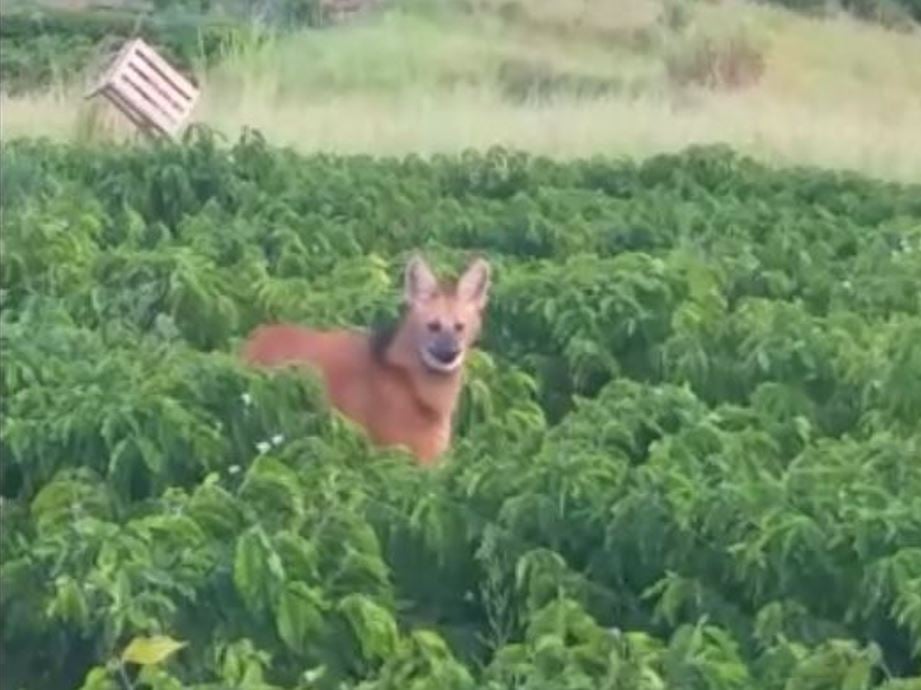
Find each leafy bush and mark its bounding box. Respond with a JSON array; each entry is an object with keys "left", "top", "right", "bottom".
[
  {"left": 0, "top": 7, "right": 257, "bottom": 95},
  {"left": 758, "top": 0, "right": 920, "bottom": 25},
  {"left": 0, "top": 0, "right": 376, "bottom": 95},
  {"left": 1, "top": 129, "right": 920, "bottom": 689}
]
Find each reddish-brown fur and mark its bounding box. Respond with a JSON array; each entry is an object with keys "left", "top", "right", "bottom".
[{"left": 241, "top": 255, "right": 491, "bottom": 465}]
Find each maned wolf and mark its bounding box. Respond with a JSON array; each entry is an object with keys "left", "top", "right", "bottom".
[{"left": 242, "top": 254, "right": 491, "bottom": 464}]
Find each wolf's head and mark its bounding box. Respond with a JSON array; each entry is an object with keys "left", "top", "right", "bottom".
[{"left": 401, "top": 254, "right": 491, "bottom": 375}]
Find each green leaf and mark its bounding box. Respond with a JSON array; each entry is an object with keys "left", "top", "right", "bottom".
[
  {"left": 47, "top": 576, "right": 89, "bottom": 629},
  {"left": 121, "top": 635, "right": 187, "bottom": 666},
  {"left": 275, "top": 581, "right": 325, "bottom": 654},
  {"left": 234, "top": 527, "right": 283, "bottom": 614},
  {"left": 77, "top": 666, "right": 119, "bottom": 690},
  {"left": 339, "top": 594, "right": 400, "bottom": 663}
]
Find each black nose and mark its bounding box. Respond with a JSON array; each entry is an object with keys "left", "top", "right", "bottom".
[
  {"left": 430, "top": 336, "right": 460, "bottom": 363},
  {"left": 433, "top": 347, "right": 459, "bottom": 364}
]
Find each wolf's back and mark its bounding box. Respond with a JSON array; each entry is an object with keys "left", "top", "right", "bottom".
[{"left": 242, "top": 324, "right": 326, "bottom": 367}]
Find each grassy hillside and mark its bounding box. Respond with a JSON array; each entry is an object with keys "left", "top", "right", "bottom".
[{"left": 2, "top": 0, "right": 921, "bottom": 181}]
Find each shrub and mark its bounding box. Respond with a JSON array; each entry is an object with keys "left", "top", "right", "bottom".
[{"left": 1, "top": 131, "right": 920, "bottom": 689}]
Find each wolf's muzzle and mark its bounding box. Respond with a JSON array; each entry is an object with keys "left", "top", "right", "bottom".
[{"left": 428, "top": 334, "right": 461, "bottom": 365}]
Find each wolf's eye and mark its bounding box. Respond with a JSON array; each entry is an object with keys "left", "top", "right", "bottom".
[
  {"left": 427, "top": 320, "right": 442, "bottom": 333},
  {"left": 454, "top": 322, "right": 465, "bottom": 332}
]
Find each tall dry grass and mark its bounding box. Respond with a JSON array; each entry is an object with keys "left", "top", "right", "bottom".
[{"left": 2, "top": 0, "right": 920, "bottom": 181}]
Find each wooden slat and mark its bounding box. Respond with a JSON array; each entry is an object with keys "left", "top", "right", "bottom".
[
  {"left": 133, "top": 40, "right": 199, "bottom": 105},
  {"left": 125, "top": 55, "right": 187, "bottom": 120},
  {"left": 85, "top": 38, "right": 135, "bottom": 98},
  {"left": 111, "top": 64, "right": 177, "bottom": 127},
  {"left": 111, "top": 73, "right": 178, "bottom": 137},
  {"left": 101, "top": 84, "right": 151, "bottom": 132},
  {"left": 86, "top": 37, "right": 200, "bottom": 139}
]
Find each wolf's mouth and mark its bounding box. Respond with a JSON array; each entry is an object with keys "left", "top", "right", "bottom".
[{"left": 422, "top": 346, "right": 463, "bottom": 373}]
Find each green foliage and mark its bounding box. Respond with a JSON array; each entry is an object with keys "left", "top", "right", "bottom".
[
  {"left": 0, "top": 0, "right": 371, "bottom": 96},
  {"left": 760, "top": 0, "right": 920, "bottom": 26},
  {"left": 0, "top": 6, "right": 258, "bottom": 95},
  {"left": 1, "top": 129, "right": 920, "bottom": 689}
]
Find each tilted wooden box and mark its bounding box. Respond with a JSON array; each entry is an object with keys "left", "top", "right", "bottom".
[{"left": 86, "top": 37, "right": 200, "bottom": 140}]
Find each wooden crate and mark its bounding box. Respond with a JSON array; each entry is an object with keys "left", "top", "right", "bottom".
[{"left": 85, "top": 37, "right": 200, "bottom": 140}]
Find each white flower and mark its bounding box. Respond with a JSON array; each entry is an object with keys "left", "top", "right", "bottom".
[
  {"left": 256, "top": 441, "right": 270, "bottom": 454},
  {"left": 228, "top": 464, "right": 241, "bottom": 475},
  {"left": 241, "top": 392, "right": 252, "bottom": 406},
  {"left": 271, "top": 433, "right": 285, "bottom": 446}
]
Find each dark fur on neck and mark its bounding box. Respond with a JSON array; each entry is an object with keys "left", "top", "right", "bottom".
[{"left": 369, "top": 306, "right": 406, "bottom": 364}]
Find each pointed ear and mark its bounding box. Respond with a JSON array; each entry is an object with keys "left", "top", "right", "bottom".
[
  {"left": 404, "top": 254, "right": 439, "bottom": 304},
  {"left": 456, "top": 257, "right": 491, "bottom": 310}
]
